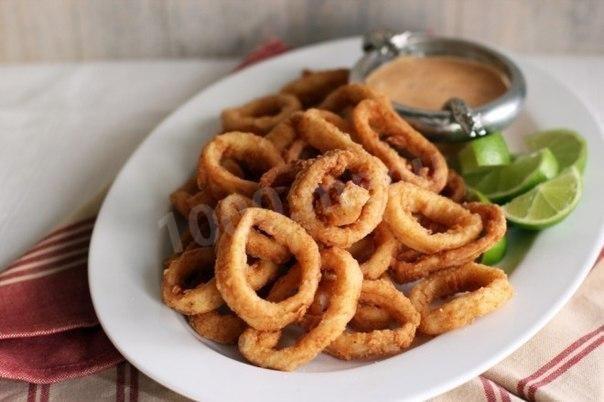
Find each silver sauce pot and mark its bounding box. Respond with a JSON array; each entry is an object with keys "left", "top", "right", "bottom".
[{"left": 350, "top": 31, "right": 527, "bottom": 142}]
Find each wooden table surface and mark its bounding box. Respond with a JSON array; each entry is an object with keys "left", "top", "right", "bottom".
[{"left": 1, "top": 0, "right": 603, "bottom": 62}]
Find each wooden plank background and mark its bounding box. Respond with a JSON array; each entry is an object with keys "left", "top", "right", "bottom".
[{"left": 1, "top": 0, "right": 603, "bottom": 62}]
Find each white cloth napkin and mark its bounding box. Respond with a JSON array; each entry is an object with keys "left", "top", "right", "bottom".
[{"left": 0, "top": 60, "right": 236, "bottom": 267}]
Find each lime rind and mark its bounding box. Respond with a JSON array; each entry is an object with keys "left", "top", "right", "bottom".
[
  {"left": 465, "top": 187, "right": 490, "bottom": 203},
  {"left": 464, "top": 187, "right": 507, "bottom": 264},
  {"left": 480, "top": 235, "right": 508, "bottom": 266},
  {"left": 503, "top": 167, "right": 583, "bottom": 230},
  {"left": 458, "top": 132, "right": 511, "bottom": 175},
  {"left": 525, "top": 129, "right": 587, "bottom": 173}
]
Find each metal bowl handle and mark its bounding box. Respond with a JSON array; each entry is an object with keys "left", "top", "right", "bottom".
[{"left": 443, "top": 98, "right": 487, "bottom": 138}]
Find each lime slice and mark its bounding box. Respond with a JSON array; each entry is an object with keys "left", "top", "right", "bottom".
[
  {"left": 458, "top": 132, "right": 511, "bottom": 175},
  {"left": 525, "top": 129, "right": 587, "bottom": 173},
  {"left": 465, "top": 148, "right": 559, "bottom": 202},
  {"left": 480, "top": 234, "right": 508, "bottom": 265},
  {"left": 503, "top": 167, "right": 583, "bottom": 230}
]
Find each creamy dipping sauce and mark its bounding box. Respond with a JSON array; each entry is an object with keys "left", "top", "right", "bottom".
[{"left": 366, "top": 55, "right": 509, "bottom": 111}]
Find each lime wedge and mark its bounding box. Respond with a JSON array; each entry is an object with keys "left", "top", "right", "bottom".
[
  {"left": 458, "top": 132, "right": 511, "bottom": 175},
  {"left": 480, "top": 234, "right": 508, "bottom": 265},
  {"left": 464, "top": 187, "right": 507, "bottom": 264},
  {"left": 465, "top": 148, "right": 559, "bottom": 202},
  {"left": 525, "top": 129, "right": 587, "bottom": 173},
  {"left": 503, "top": 167, "right": 583, "bottom": 230}
]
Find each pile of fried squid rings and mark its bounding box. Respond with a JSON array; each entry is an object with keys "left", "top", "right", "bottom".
[{"left": 162, "top": 68, "right": 514, "bottom": 371}]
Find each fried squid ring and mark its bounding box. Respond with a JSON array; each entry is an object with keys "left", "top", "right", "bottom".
[
  {"left": 162, "top": 246, "right": 278, "bottom": 315},
  {"left": 318, "top": 83, "right": 381, "bottom": 118},
  {"left": 347, "top": 223, "right": 398, "bottom": 279},
  {"left": 295, "top": 108, "right": 363, "bottom": 154},
  {"left": 170, "top": 177, "right": 217, "bottom": 217},
  {"left": 221, "top": 93, "right": 301, "bottom": 134},
  {"left": 265, "top": 109, "right": 359, "bottom": 163},
  {"left": 198, "top": 132, "right": 284, "bottom": 198},
  {"left": 189, "top": 310, "right": 246, "bottom": 345},
  {"left": 283, "top": 139, "right": 321, "bottom": 163},
  {"left": 300, "top": 252, "right": 391, "bottom": 329},
  {"left": 170, "top": 177, "right": 200, "bottom": 217},
  {"left": 352, "top": 98, "right": 448, "bottom": 192},
  {"left": 349, "top": 274, "right": 396, "bottom": 332},
  {"left": 238, "top": 247, "right": 362, "bottom": 371},
  {"left": 440, "top": 169, "right": 467, "bottom": 203},
  {"left": 409, "top": 263, "right": 513, "bottom": 335},
  {"left": 265, "top": 264, "right": 302, "bottom": 304},
  {"left": 216, "top": 194, "right": 290, "bottom": 264},
  {"left": 288, "top": 150, "right": 390, "bottom": 248},
  {"left": 196, "top": 158, "right": 246, "bottom": 198},
  {"left": 221, "top": 158, "right": 246, "bottom": 178},
  {"left": 294, "top": 264, "right": 393, "bottom": 333},
  {"left": 280, "top": 68, "right": 349, "bottom": 108},
  {"left": 385, "top": 181, "right": 483, "bottom": 254},
  {"left": 325, "top": 279, "right": 420, "bottom": 360},
  {"left": 258, "top": 159, "right": 311, "bottom": 214},
  {"left": 350, "top": 303, "right": 393, "bottom": 332},
  {"left": 390, "top": 203, "right": 506, "bottom": 283},
  {"left": 315, "top": 177, "right": 371, "bottom": 226},
  {"left": 215, "top": 208, "right": 321, "bottom": 331},
  {"left": 264, "top": 112, "right": 303, "bottom": 152},
  {"left": 265, "top": 110, "right": 351, "bottom": 153}
]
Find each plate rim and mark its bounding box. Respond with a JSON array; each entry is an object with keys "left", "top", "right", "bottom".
[{"left": 89, "top": 36, "right": 604, "bottom": 402}]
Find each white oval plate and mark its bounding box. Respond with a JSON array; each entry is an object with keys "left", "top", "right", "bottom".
[{"left": 89, "top": 37, "right": 604, "bottom": 402}]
